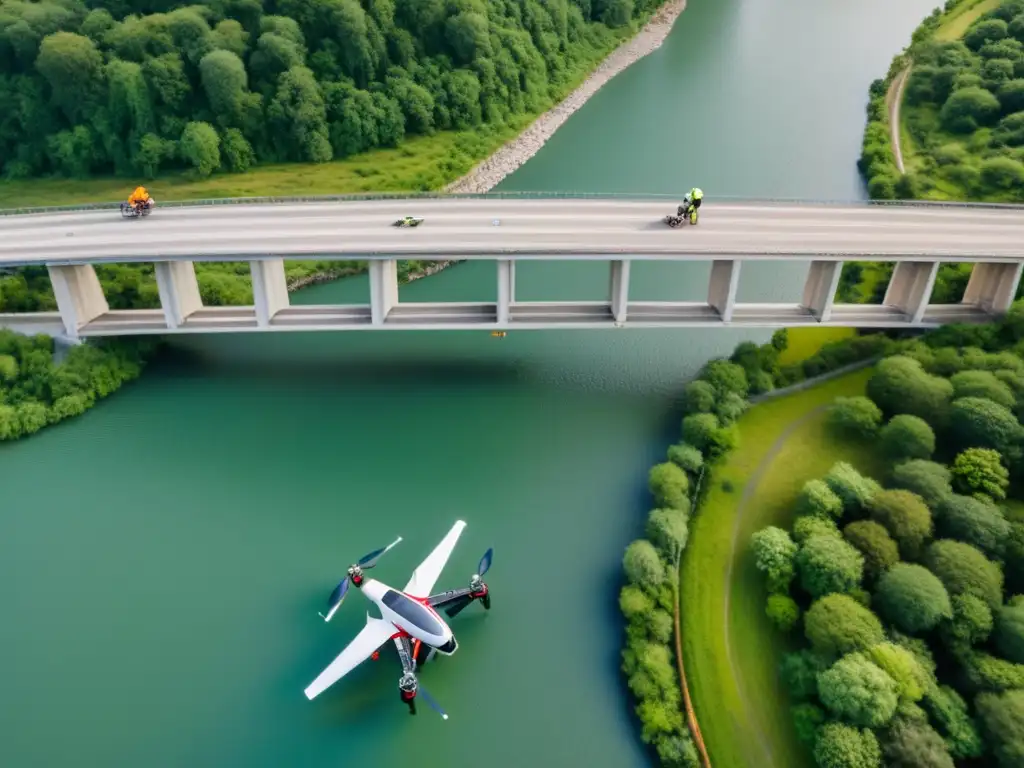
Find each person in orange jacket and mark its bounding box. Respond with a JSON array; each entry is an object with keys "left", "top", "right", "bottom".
[{"left": 127, "top": 186, "right": 153, "bottom": 210}]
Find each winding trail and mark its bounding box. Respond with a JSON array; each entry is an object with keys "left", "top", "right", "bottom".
[
  {"left": 886, "top": 64, "right": 912, "bottom": 174},
  {"left": 719, "top": 404, "right": 829, "bottom": 768}
]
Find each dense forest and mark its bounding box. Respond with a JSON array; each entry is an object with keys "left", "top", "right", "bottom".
[
  {"left": 0, "top": 0, "right": 659, "bottom": 180},
  {"left": 860, "top": 0, "right": 1024, "bottom": 201},
  {"left": 747, "top": 312, "right": 1024, "bottom": 767}
]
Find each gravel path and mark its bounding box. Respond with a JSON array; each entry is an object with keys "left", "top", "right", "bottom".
[{"left": 445, "top": 0, "right": 687, "bottom": 194}]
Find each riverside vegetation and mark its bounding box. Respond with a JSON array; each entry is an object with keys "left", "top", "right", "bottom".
[{"left": 748, "top": 309, "right": 1024, "bottom": 768}]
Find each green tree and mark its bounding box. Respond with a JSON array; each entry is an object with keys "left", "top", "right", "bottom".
[
  {"left": 951, "top": 370, "right": 1016, "bottom": 409},
  {"left": 645, "top": 508, "right": 688, "bottom": 560},
  {"left": 268, "top": 66, "right": 333, "bottom": 163},
  {"left": 826, "top": 462, "right": 882, "bottom": 514},
  {"left": 882, "top": 718, "right": 955, "bottom": 768},
  {"left": 780, "top": 649, "right": 827, "bottom": 699},
  {"left": 751, "top": 525, "right": 798, "bottom": 592},
  {"left": 869, "top": 489, "right": 934, "bottom": 559},
  {"left": 766, "top": 594, "right": 800, "bottom": 632},
  {"left": 666, "top": 442, "right": 703, "bottom": 475},
  {"left": 944, "top": 592, "right": 994, "bottom": 646},
  {"left": 623, "top": 539, "right": 665, "bottom": 591},
  {"left": 804, "top": 593, "right": 885, "bottom": 658},
  {"left": 880, "top": 415, "right": 936, "bottom": 462},
  {"left": 796, "top": 533, "right": 864, "bottom": 598},
  {"left": 796, "top": 479, "right": 844, "bottom": 519},
  {"left": 199, "top": 49, "right": 250, "bottom": 126},
  {"left": 976, "top": 689, "right": 1024, "bottom": 768},
  {"left": 995, "top": 599, "right": 1024, "bottom": 663},
  {"left": 680, "top": 380, "right": 715, "bottom": 415},
  {"left": 699, "top": 359, "right": 748, "bottom": 399},
  {"left": 924, "top": 539, "right": 1005, "bottom": 608},
  {"left": 813, "top": 723, "right": 881, "bottom": 768},
  {"left": 793, "top": 515, "right": 841, "bottom": 544},
  {"left": 949, "top": 396, "right": 1023, "bottom": 459},
  {"left": 942, "top": 86, "right": 1002, "bottom": 132},
  {"left": 828, "top": 396, "right": 883, "bottom": 439},
  {"left": 866, "top": 642, "right": 931, "bottom": 703},
  {"left": 680, "top": 412, "right": 736, "bottom": 460},
  {"left": 818, "top": 652, "right": 899, "bottom": 728},
  {"left": 922, "top": 685, "right": 984, "bottom": 760},
  {"left": 791, "top": 702, "right": 825, "bottom": 746},
  {"left": 844, "top": 520, "right": 900, "bottom": 581},
  {"left": 889, "top": 460, "right": 953, "bottom": 508},
  {"left": 35, "top": 32, "right": 104, "bottom": 121},
  {"left": 981, "top": 156, "right": 1024, "bottom": 190},
  {"left": 952, "top": 447, "right": 1010, "bottom": 501},
  {"left": 875, "top": 563, "right": 952, "bottom": 634},
  {"left": 179, "top": 121, "right": 221, "bottom": 177},
  {"left": 866, "top": 356, "right": 953, "bottom": 424},
  {"left": 648, "top": 462, "right": 690, "bottom": 510},
  {"left": 936, "top": 493, "right": 1011, "bottom": 558}
]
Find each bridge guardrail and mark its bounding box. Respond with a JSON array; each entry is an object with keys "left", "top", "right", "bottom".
[{"left": 2, "top": 190, "right": 1023, "bottom": 216}]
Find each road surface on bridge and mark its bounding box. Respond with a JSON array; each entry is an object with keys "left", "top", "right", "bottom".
[{"left": 2, "top": 199, "right": 1023, "bottom": 266}]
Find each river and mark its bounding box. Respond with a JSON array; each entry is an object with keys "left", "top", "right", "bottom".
[{"left": 0, "top": 1, "right": 937, "bottom": 766}]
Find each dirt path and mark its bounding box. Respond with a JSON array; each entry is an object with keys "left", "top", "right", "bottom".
[
  {"left": 720, "top": 405, "right": 829, "bottom": 768},
  {"left": 886, "top": 64, "right": 912, "bottom": 174}
]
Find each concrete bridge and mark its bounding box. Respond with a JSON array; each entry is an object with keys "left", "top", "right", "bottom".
[{"left": 1, "top": 196, "right": 1023, "bottom": 339}]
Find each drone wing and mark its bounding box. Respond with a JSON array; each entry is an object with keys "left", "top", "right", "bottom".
[
  {"left": 304, "top": 614, "right": 396, "bottom": 700},
  {"left": 403, "top": 520, "right": 467, "bottom": 598}
]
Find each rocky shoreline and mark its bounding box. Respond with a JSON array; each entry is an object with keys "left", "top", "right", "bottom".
[{"left": 445, "top": 0, "right": 687, "bottom": 194}]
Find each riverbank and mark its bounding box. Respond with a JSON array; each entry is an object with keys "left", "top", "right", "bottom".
[{"left": 445, "top": 0, "right": 686, "bottom": 193}]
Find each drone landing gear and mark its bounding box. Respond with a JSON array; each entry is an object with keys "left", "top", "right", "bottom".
[{"left": 399, "top": 675, "right": 418, "bottom": 716}]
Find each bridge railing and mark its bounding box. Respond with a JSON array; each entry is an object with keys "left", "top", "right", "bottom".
[{"left": 2, "top": 190, "right": 1023, "bottom": 216}]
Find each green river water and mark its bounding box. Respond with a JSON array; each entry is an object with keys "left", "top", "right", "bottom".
[{"left": 0, "top": 1, "right": 938, "bottom": 766}]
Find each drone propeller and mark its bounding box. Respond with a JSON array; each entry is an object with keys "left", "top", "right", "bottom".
[
  {"left": 417, "top": 683, "right": 449, "bottom": 721},
  {"left": 447, "top": 547, "right": 494, "bottom": 618},
  {"left": 476, "top": 548, "right": 493, "bottom": 580},
  {"left": 318, "top": 536, "right": 402, "bottom": 622},
  {"left": 356, "top": 536, "right": 403, "bottom": 570}
]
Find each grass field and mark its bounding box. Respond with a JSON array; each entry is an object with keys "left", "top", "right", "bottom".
[
  {"left": 935, "top": 0, "right": 1002, "bottom": 41},
  {"left": 0, "top": 121, "right": 538, "bottom": 209},
  {"left": 680, "top": 367, "right": 886, "bottom": 768},
  {"left": 775, "top": 328, "right": 854, "bottom": 367}
]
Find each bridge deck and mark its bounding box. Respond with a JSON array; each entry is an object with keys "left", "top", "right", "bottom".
[{"left": 2, "top": 199, "right": 1023, "bottom": 266}]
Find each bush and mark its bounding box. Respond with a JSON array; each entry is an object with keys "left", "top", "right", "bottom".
[
  {"left": 751, "top": 526, "right": 798, "bottom": 592},
  {"left": 791, "top": 703, "right": 825, "bottom": 746},
  {"left": 818, "top": 652, "right": 899, "bottom": 728},
  {"left": 951, "top": 448, "right": 1010, "bottom": 501},
  {"left": 924, "top": 539, "right": 1004, "bottom": 608},
  {"left": 949, "top": 396, "right": 1023, "bottom": 458},
  {"left": 781, "top": 649, "right": 828, "bottom": 699},
  {"left": 882, "top": 718, "right": 955, "bottom": 768},
  {"left": 804, "top": 593, "right": 886, "bottom": 658},
  {"left": 945, "top": 593, "right": 994, "bottom": 647},
  {"left": 980, "top": 156, "right": 1024, "bottom": 190},
  {"left": 681, "top": 413, "right": 737, "bottom": 460},
  {"left": 623, "top": 540, "right": 666, "bottom": 591},
  {"left": 869, "top": 489, "right": 934, "bottom": 560},
  {"left": 935, "top": 493, "right": 1010, "bottom": 558},
  {"left": 875, "top": 563, "right": 953, "bottom": 634},
  {"left": 975, "top": 689, "right": 1024, "bottom": 768},
  {"left": 666, "top": 442, "right": 703, "bottom": 475},
  {"left": 880, "top": 415, "right": 936, "bottom": 462},
  {"left": 813, "top": 722, "right": 882, "bottom": 768},
  {"left": 793, "top": 515, "right": 842, "bottom": 543},
  {"left": 796, "top": 479, "right": 844, "bottom": 519},
  {"left": 828, "top": 396, "right": 884, "bottom": 439},
  {"left": 844, "top": 520, "right": 901, "bottom": 581},
  {"left": 699, "top": 359, "right": 749, "bottom": 399},
  {"left": 766, "top": 594, "right": 800, "bottom": 632},
  {"left": 867, "top": 356, "right": 953, "bottom": 425},
  {"left": 648, "top": 462, "right": 690, "bottom": 511},
  {"left": 923, "top": 685, "right": 984, "bottom": 760},
  {"left": 867, "top": 642, "right": 931, "bottom": 703},
  {"left": 826, "top": 461, "right": 882, "bottom": 514},
  {"left": 888, "top": 460, "right": 953, "bottom": 508},
  {"left": 796, "top": 533, "right": 865, "bottom": 598},
  {"left": 994, "top": 600, "right": 1024, "bottom": 663},
  {"left": 680, "top": 380, "right": 716, "bottom": 415},
  {"left": 950, "top": 370, "right": 1016, "bottom": 409}
]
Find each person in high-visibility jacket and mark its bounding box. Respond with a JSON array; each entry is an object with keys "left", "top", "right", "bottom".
[
  {"left": 127, "top": 186, "right": 153, "bottom": 209},
  {"left": 678, "top": 187, "right": 703, "bottom": 223}
]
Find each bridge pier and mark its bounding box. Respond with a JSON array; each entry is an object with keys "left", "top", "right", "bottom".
[
  {"left": 370, "top": 259, "right": 399, "bottom": 325},
  {"left": 884, "top": 261, "right": 939, "bottom": 324},
  {"left": 155, "top": 261, "right": 202, "bottom": 329},
  {"left": 47, "top": 264, "right": 108, "bottom": 339},
  {"left": 802, "top": 261, "right": 843, "bottom": 322},
  {"left": 250, "top": 259, "right": 289, "bottom": 327},
  {"left": 707, "top": 260, "right": 740, "bottom": 322},
  {"left": 963, "top": 262, "right": 1023, "bottom": 314},
  {"left": 497, "top": 260, "right": 515, "bottom": 324},
  {"left": 609, "top": 260, "right": 630, "bottom": 323}
]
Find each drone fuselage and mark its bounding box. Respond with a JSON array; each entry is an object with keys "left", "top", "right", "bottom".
[{"left": 360, "top": 578, "right": 459, "bottom": 656}]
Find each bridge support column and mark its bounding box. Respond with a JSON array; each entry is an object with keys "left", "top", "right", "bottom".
[
  {"left": 962, "top": 262, "right": 1023, "bottom": 315},
  {"left": 250, "top": 259, "right": 289, "bottom": 327},
  {"left": 707, "top": 260, "right": 741, "bottom": 322},
  {"left": 155, "top": 261, "right": 202, "bottom": 329},
  {"left": 609, "top": 260, "right": 630, "bottom": 323},
  {"left": 47, "top": 265, "right": 109, "bottom": 339},
  {"left": 497, "top": 260, "right": 515, "bottom": 325},
  {"left": 802, "top": 261, "right": 843, "bottom": 322},
  {"left": 884, "top": 261, "right": 939, "bottom": 324},
  {"left": 370, "top": 259, "right": 398, "bottom": 326}
]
